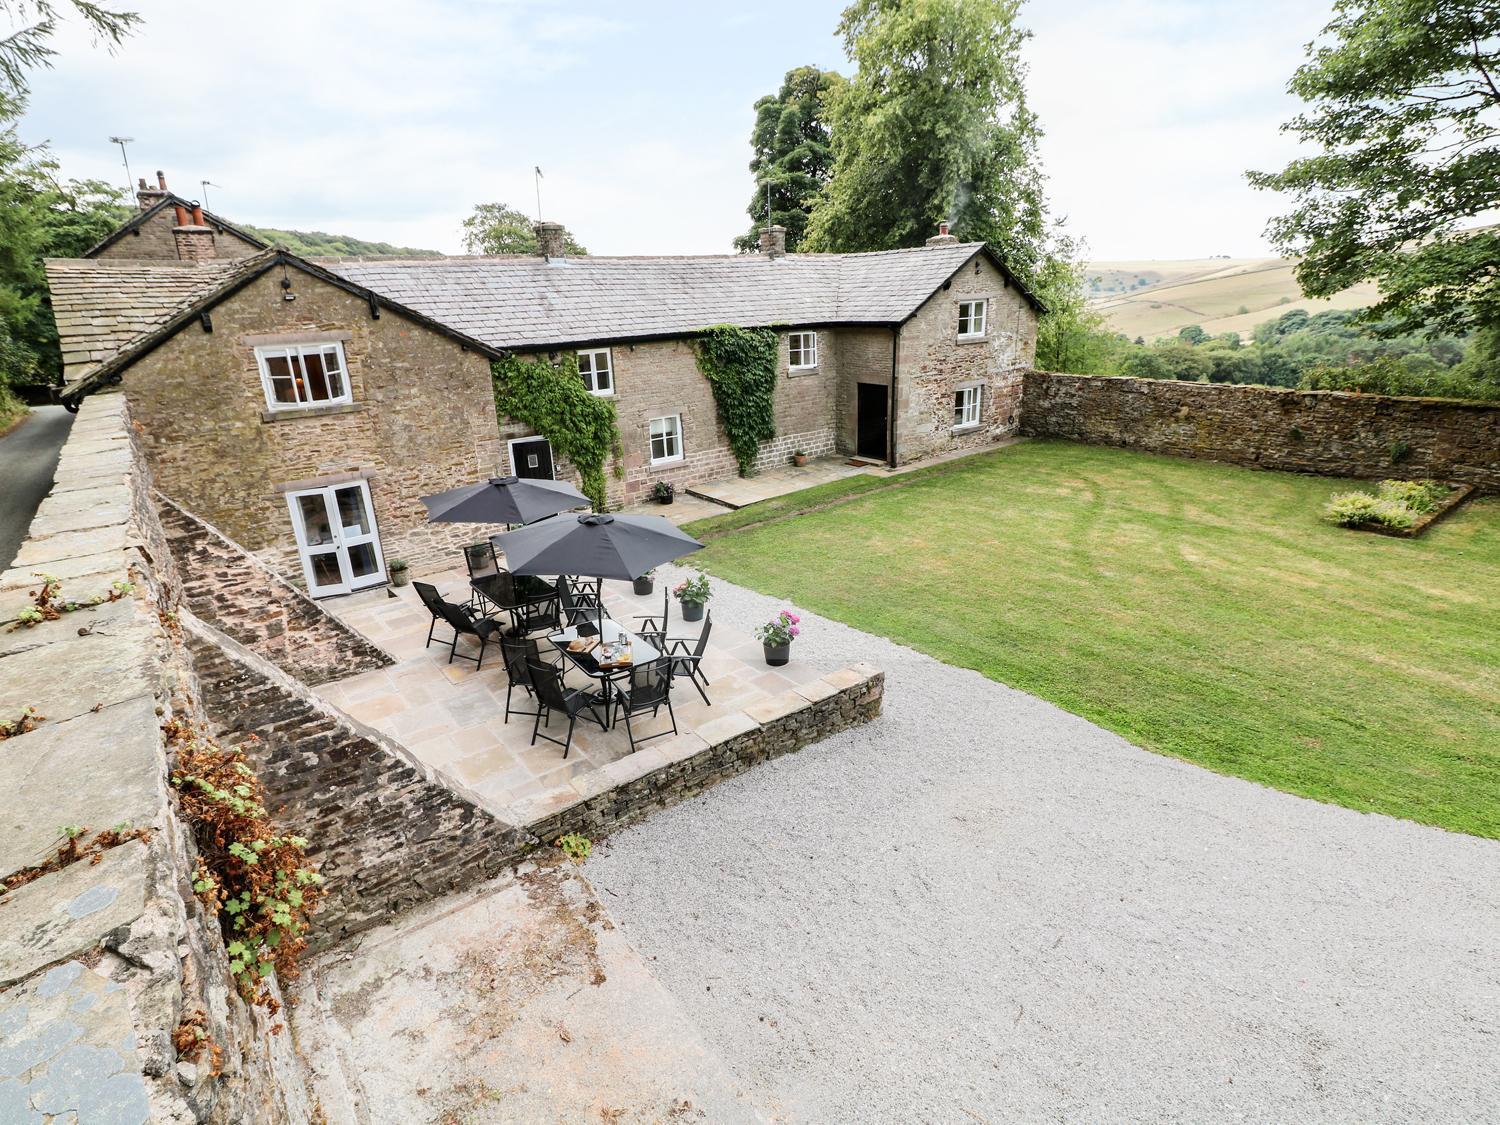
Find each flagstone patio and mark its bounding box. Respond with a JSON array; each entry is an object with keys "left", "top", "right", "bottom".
[{"left": 315, "top": 567, "right": 832, "bottom": 820}]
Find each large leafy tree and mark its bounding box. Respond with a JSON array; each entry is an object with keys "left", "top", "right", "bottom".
[
  {"left": 0, "top": 1, "right": 138, "bottom": 108},
  {"left": 734, "top": 65, "right": 843, "bottom": 253},
  {"left": 802, "top": 0, "right": 1048, "bottom": 285},
  {"left": 1249, "top": 0, "right": 1500, "bottom": 338},
  {"left": 460, "top": 203, "right": 587, "bottom": 256}
]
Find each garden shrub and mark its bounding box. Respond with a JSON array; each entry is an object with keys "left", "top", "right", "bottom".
[
  {"left": 694, "top": 325, "right": 779, "bottom": 475},
  {"left": 1376, "top": 479, "right": 1448, "bottom": 513},
  {"left": 1324, "top": 479, "right": 1450, "bottom": 530}
]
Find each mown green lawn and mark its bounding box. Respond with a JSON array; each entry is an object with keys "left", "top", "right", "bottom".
[{"left": 687, "top": 442, "right": 1500, "bottom": 838}]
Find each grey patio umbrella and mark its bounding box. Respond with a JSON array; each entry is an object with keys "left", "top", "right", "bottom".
[
  {"left": 420, "top": 475, "right": 589, "bottom": 527},
  {"left": 492, "top": 512, "right": 704, "bottom": 637}
]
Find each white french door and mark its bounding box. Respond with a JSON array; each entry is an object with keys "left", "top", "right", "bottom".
[{"left": 285, "top": 480, "right": 386, "bottom": 597}]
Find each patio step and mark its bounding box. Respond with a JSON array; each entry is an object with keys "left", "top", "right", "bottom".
[{"left": 682, "top": 487, "right": 741, "bottom": 510}]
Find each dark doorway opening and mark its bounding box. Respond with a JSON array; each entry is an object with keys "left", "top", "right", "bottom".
[
  {"left": 510, "top": 437, "right": 555, "bottom": 480},
  {"left": 856, "top": 383, "right": 889, "bottom": 462}
]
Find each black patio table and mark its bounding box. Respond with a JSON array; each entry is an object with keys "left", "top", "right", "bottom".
[{"left": 548, "top": 619, "right": 662, "bottom": 727}]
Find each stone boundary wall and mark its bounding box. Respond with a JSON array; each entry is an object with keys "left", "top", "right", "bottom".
[
  {"left": 0, "top": 398, "right": 308, "bottom": 1123},
  {"left": 1021, "top": 372, "right": 1500, "bottom": 491},
  {"left": 522, "top": 666, "right": 885, "bottom": 843},
  {"left": 157, "top": 495, "right": 393, "bottom": 686},
  {"left": 183, "top": 614, "right": 535, "bottom": 949}
]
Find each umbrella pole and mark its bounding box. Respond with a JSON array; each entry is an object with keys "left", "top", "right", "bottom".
[{"left": 598, "top": 578, "right": 605, "bottom": 643}]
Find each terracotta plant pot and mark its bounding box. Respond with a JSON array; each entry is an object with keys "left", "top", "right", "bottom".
[
  {"left": 633, "top": 577, "right": 655, "bottom": 596},
  {"left": 792, "top": 454, "right": 808, "bottom": 467},
  {"left": 390, "top": 568, "right": 411, "bottom": 588},
  {"left": 763, "top": 642, "right": 791, "bottom": 666},
  {"left": 680, "top": 600, "right": 705, "bottom": 622}
]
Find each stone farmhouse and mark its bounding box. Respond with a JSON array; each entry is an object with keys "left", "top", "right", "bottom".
[{"left": 48, "top": 174, "right": 1041, "bottom": 596}]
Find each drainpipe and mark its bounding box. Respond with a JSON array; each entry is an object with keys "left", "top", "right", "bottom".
[{"left": 887, "top": 326, "right": 900, "bottom": 469}]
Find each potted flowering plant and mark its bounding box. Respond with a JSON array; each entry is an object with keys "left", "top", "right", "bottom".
[
  {"left": 633, "top": 567, "right": 656, "bottom": 596},
  {"left": 672, "top": 572, "right": 711, "bottom": 621},
  {"left": 755, "top": 608, "right": 801, "bottom": 666},
  {"left": 791, "top": 449, "right": 808, "bottom": 467},
  {"left": 388, "top": 559, "right": 411, "bottom": 587},
  {"left": 653, "top": 481, "right": 676, "bottom": 505}
]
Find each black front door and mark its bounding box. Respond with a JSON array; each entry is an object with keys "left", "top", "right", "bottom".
[
  {"left": 856, "top": 383, "right": 888, "bottom": 461},
  {"left": 511, "top": 437, "right": 554, "bottom": 479}
]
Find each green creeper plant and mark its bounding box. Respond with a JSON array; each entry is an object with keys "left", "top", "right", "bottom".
[
  {"left": 694, "top": 326, "right": 779, "bottom": 476},
  {"left": 491, "top": 353, "right": 623, "bottom": 510}
]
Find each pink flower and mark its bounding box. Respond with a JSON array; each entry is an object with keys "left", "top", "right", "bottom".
[{"left": 789, "top": 625, "right": 800, "bottom": 636}]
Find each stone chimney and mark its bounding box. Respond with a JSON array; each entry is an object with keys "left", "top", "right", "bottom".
[
  {"left": 137, "top": 170, "right": 170, "bottom": 211},
  {"left": 534, "top": 221, "right": 566, "bottom": 260},
  {"left": 925, "top": 220, "right": 960, "bottom": 247},
  {"left": 758, "top": 224, "right": 787, "bottom": 258},
  {"left": 172, "top": 202, "right": 217, "bottom": 261}
]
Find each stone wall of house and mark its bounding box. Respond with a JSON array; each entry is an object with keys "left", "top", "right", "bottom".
[
  {"left": 92, "top": 205, "right": 263, "bottom": 262},
  {"left": 894, "top": 254, "right": 1035, "bottom": 466},
  {"left": 508, "top": 332, "right": 841, "bottom": 507},
  {"left": 0, "top": 397, "right": 311, "bottom": 1123},
  {"left": 519, "top": 666, "right": 885, "bottom": 843},
  {"left": 157, "top": 495, "right": 393, "bottom": 685},
  {"left": 1021, "top": 372, "right": 1500, "bottom": 490},
  {"left": 181, "top": 616, "right": 535, "bottom": 949},
  {"left": 118, "top": 268, "right": 505, "bottom": 583}
]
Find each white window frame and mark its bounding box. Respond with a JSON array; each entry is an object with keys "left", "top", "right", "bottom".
[
  {"left": 648, "top": 414, "right": 683, "bottom": 465},
  {"left": 957, "top": 299, "right": 989, "bottom": 340},
  {"left": 255, "top": 341, "right": 352, "bottom": 411},
  {"left": 577, "top": 348, "right": 614, "bottom": 396},
  {"left": 788, "top": 331, "right": 819, "bottom": 371},
  {"left": 953, "top": 385, "right": 982, "bottom": 430}
]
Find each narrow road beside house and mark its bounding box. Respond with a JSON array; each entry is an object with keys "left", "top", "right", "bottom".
[{"left": 0, "top": 406, "right": 74, "bottom": 570}]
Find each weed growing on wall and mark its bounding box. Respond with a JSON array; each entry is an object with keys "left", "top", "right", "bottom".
[
  {"left": 167, "top": 718, "right": 323, "bottom": 1014},
  {"left": 492, "top": 353, "right": 623, "bottom": 510},
  {"left": 694, "top": 325, "right": 779, "bottom": 475}
]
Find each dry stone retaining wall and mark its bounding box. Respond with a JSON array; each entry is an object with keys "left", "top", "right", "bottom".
[{"left": 1022, "top": 372, "right": 1500, "bottom": 490}]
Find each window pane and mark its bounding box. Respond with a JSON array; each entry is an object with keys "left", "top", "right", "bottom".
[
  {"left": 335, "top": 486, "right": 371, "bottom": 535},
  {"left": 265, "top": 354, "right": 299, "bottom": 403},
  {"left": 310, "top": 552, "right": 343, "bottom": 589},
  {"left": 297, "top": 495, "right": 334, "bottom": 545},
  {"left": 346, "top": 542, "right": 379, "bottom": 579},
  {"left": 578, "top": 353, "right": 594, "bottom": 375},
  {"left": 302, "top": 350, "right": 332, "bottom": 401}
]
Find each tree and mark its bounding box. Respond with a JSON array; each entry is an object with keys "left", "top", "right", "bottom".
[
  {"left": 735, "top": 66, "right": 842, "bottom": 253},
  {"left": 1249, "top": 0, "right": 1500, "bottom": 337},
  {"left": 460, "top": 203, "right": 586, "bottom": 256},
  {"left": 803, "top": 0, "right": 1048, "bottom": 285},
  {"left": 1178, "top": 324, "right": 1208, "bottom": 345},
  {"left": 0, "top": 1, "right": 138, "bottom": 108},
  {"left": 1032, "top": 232, "right": 1125, "bottom": 374}
]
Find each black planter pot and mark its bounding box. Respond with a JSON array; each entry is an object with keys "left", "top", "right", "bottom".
[
  {"left": 633, "top": 577, "right": 655, "bottom": 596},
  {"left": 680, "top": 600, "right": 704, "bottom": 622},
  {"left": 763, "top": 642, "right": 791, "bottom": 666}
]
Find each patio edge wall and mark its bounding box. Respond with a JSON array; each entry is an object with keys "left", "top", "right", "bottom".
[
  {"left": 521, "top": 666, "right": 885, "bottom": 843},
  {"left": 1021, "top": 372, "right": 1500, "bottom": 491}
]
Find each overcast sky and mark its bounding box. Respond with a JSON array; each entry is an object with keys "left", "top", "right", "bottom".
[{"left": 19, "top": 0, "right": 1333, "bottom": 261}]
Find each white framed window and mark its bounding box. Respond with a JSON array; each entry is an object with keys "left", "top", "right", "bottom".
[
  {"left": 577, "top": 348, "right": 614, "bottom": 396},
  {"left": 649, "top": 414, "right": 683, "bottom": 464},
  {"left": 957, "top": 299, "right": 988, "bottom": 339},
  {"left": 255, "top": 342, "right": 351, "bottom": 410},
  {"left": 954, "top": 385, "right": 981, "bottom": 429},
  {"left": 788, "top": 331, "right": 819, "bottom": 370}
]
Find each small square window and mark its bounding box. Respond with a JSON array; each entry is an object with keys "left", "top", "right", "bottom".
[
  {"left": 789, "top": 331, "right": 818, "bottom": 370},
  {"left": 954, "top": 386, "right": 981, "bottom": 429},
  {"left": 958, "top": 300, "right": 988, "bottom": 339},
  {"left": 649, "top": 414, "right": 683, "bottom": 464},
  {"left": 256, "top": 342, "right": 352, "bottom": 410},
  {"left": 577, "top": 348, "right": 614, "bottom": 396}
]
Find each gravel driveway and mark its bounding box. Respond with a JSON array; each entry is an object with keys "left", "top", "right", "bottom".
[{"left": 588, "top": 568, "right": 1500, "bottom": 1124}]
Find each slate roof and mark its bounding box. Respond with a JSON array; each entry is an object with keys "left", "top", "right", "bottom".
[
  {"left": 83, "top": 195, "right": 269, "bottom": 259},
  {"left": 320, "top": 242, "right": 1040, "bottom": 351},
  {"left": 45, "top": 256, "right": 257, "bottom": 379}
]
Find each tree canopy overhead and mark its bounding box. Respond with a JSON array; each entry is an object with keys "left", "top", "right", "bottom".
[
  {"left": 1249, "top": 0, "right": 1500, "bottom": 338},
  {"left": 0, "top": 1, "right": 138, "bottom": 109},
  {"left": 460, "top": 203, "right": 587, "bottom": 257},
  {"left": 735, "top": 65, "right": 843, "bottom": 254},
  {"left": 802, "top": 0, "right": 1048, "bottom": 285}
]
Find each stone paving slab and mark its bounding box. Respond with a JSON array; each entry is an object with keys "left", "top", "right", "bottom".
[
  {"left": 0, "top": 960, "right": 149, "bottom": 1125},
  {"left": 0, "top": 606, "right": 159, "bottom": 726},
  {"left": 0, "top": 697, "right": 163, "bottom": 878},
  {"left": 12, "top": 524, "right": 132, "bottom": 568},
  {"left": 0, "top": 841, "right": 149, "bottom": 989},
  {"left": 0, "top": 550, "right": 131, "bottom": 590},
  {"left": 0, "top": 595, "right": 136, "bottom": 660}
]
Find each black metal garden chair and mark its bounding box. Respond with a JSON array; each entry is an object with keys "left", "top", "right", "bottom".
[
  {"left": 663, "top": 611, "right": 712, "bottom": 706},
  {"left": 413, "top": 580, "right": 449, "bottom": 649},
  {"left": 433, "top": 595, "right": 503, "bottom": 669},
  {"left": 526, "top": 659, "right": 608, "bottom": 758},
  {"left": 633, "top": 587, "right": 671, "bottom": 649},
  {"left": 558, "top": 579, "right": 607, "bottom": 629},
  {"left": 611, "top": 655, "right": 678, "bottom": 753}
]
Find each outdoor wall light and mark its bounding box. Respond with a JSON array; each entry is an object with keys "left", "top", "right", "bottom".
[{"left": 281, "top": 276, "right": 296, "bottom": 302}]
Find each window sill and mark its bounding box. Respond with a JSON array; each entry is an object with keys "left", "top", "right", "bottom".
[
  {"left": 950, "top": 423, "right": 982, "bottom": 435},
  {"left": 588, "top": 389, "right": 615, "bottom": 399},
  {"left": 955, "top": 335, "right": 988, "bottom": 345},
  {"left": 650, "top": 457, "right": 685, "bottom": 467},
  {"left": 262, "top": 402, "right": 364, "bottom": 424},
  {"left": 788, "top": 365, "right": 819, "bottom": 376}
]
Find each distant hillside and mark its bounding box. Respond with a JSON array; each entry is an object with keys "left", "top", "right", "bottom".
[
  {"left": 243, "top": 226, "right": 444, "bottom": 259},
  {"left": 1088, "top": 256, "right": 1378, "bottom": 340}
]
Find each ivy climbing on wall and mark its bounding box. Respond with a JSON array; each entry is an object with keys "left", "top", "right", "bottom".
[
  {"left": 492, "top": 353, "right": 624, "bottom": 510},
  {"left": 694, "top": 325, "right": 779, "bottom": 476}
]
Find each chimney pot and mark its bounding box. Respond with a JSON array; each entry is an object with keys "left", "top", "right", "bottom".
[
  {"left": 925, "top": 220, "right": 960, "bottom": 247},
  {"left": 534, "top": 221, "right": 567, "bottom": 260},
  {"left": 156, "top": 170, "right": 167, "bottom": 190},
  {"left": 758, "top": 224, "right": 788, "bottom": 259},
  {"left": 137, "top": 177, "right": 147, "bottom": 191},
  {"left": 191, "top": 204, "right": 205, "bottom": 225}
]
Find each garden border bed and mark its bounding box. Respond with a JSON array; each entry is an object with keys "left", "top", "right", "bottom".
[{"left": 1349, "top": 483, "right": 1474, "bottom": 538}]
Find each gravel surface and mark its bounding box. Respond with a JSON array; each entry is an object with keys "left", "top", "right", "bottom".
[{"left": 588, "top": 566, "right": 1500, "bottom": 1124}]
